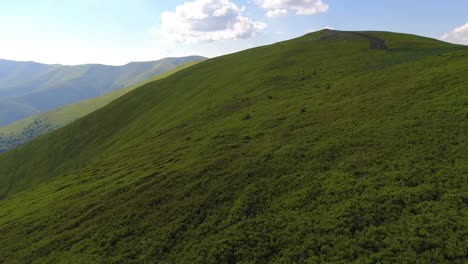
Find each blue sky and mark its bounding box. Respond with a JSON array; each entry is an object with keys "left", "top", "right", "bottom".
[{"left": 0, "top": 0, "right": 467, "bottom": 65}]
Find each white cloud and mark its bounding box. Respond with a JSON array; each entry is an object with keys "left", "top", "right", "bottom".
[
  {"left": 156, "top": 0, "right": 266, "bottom": 43},
  {"left": 256, "top": 0, "right": 328, "bottom": 16},
  {"left": 266, "top": 9, "right": 288, "bottom": 18},
  {"left": 441, "top": 22, "right": 468, "bottom": 45}
]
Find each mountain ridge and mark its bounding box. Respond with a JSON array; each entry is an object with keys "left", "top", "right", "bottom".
[{"left": 0, "top": 56, "right": 206, "bottom": 126}]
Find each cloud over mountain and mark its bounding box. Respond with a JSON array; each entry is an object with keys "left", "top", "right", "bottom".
[
  {"left": 266, "top": 9, "right": 288, "bottom": 18},
  {"left": 441, "top": 22, "right": 468, "bottom": 45},
  {"left": 159, "top": 0, "right": 266, "bottom": 43},
  {"left": 256, "top": 0, "right": 329, "bottom": 16}
]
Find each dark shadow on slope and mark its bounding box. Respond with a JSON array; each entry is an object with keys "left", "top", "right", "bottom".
[
  {"left": 316, "top": 29, "right": 388, "bottom": 50},
  {"left": 353, "top": 32, "right": 388, "bottom": 50}
]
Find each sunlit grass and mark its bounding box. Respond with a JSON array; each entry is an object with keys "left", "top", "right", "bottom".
[{"left": 0, "top": 30, "right": 466, "bottom": 263}]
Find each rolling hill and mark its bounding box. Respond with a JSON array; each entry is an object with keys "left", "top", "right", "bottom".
[
  {"left": 0, "top": 56, "right": 205, "bottom": 126},
  {"left": 0, "top": 60, "right": 204, "bottom": 153},
  {"left": 0, "top": 30, "right": 466, "bottom": 263}
]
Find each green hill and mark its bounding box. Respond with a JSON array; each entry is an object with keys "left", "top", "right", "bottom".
[
  {"left": 0, "top": 60, "right": 204, "bottom": 153},
  {"left": 0, "top": 56, "right": 205, "bottom": 126},
  {"left": 0, "top": 30, "right": 466, "bottom": 263}
]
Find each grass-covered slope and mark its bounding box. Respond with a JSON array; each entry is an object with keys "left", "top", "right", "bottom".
[
  {"left": 0, "top": 60, "right": 203, "bottom": 153},
  {"left": 0, "top": 30, "right": 466, "bottom": 263},
  {"left": 0, "top": 56, "right": 205, "bottom": 126}
]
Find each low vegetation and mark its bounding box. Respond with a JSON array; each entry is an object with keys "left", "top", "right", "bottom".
[{"left": 0, "top": 30, "right": 466, "bottom": 263}]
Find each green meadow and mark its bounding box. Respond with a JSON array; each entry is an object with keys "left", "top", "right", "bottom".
[{"left": 0, "top": 30, "right": 466, "bottom": 263}]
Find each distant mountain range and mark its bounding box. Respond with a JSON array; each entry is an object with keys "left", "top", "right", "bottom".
[
  {"left": 0, "top": 56, "right": 205, "bottom": 126},
  {"left": 0, "top": 60, "right": 203, "bottom": 153}
]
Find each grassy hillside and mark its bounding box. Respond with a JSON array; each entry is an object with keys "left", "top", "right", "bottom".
[
  {"left": 0, "top": 30, "right": 466, "bottom": 263},
  {"left": 0, "top": 56, "right": 205, "bottom": 126},
  {"left": 0, "top": 60, "right": 203, "bottom": 153}
]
